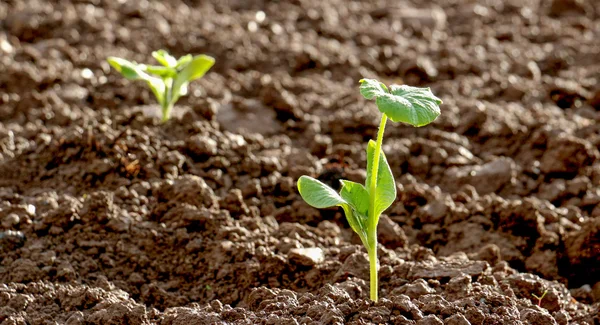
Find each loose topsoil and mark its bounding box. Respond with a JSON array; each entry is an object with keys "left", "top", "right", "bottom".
[{"left": 1, "top": 0, "right": 600, "bottom": 324}]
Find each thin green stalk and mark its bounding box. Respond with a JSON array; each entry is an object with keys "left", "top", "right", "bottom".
[
  {"left": 369, "top": 113, "right": 388, "bottom": 227},
  {"left": 162, "top": 102, "right": 173, "bottom": 123},
  {"left": 162, "top": 83, "right": 173, "bottom": 122},
  {"left": 367, "top": 113, "right": 387, "bottom": 302},
  {"left": 368, "top": 230, "right": 378, "bottom": 301}
]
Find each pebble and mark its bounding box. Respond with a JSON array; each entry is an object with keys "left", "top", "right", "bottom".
[{"left": 288, "top": 247, "right": 324, "bottom": 266}]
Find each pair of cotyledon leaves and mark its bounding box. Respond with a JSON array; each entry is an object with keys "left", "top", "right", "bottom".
[
  {"left": 297, "top": 79, "right": 442, "bottom": 242},
  {"left": 107, "top": 50, "right": 215, "bottom": 111}
]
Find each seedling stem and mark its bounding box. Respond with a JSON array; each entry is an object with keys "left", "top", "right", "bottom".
[
  {"left": 532, "top": 290, "right": 548, "bottom": 307},
  {"left": 367, "top": 113, "right": 388, "bottom": 301},
  {"left": 162, "top": 103, "right": 174, "bottom": 123}
]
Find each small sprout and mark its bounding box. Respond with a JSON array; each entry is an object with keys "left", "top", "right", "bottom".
[
  {"left": 532, "top": 290, "right": 548, "bottom": 307},
  {"left": 107, "top": 50, "right": 215, "bottom": 122},
  {"left": 297, "top": 78, "right": 442, "bottom": 301}
]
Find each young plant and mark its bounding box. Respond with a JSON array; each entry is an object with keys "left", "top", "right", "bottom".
[
  {"left": 107, "top": 50, "right": 215, "bottom": 122},
  {"left": 532, "top": 290, "right": 548, "bottom": 307},
  {"left": 297, "top": 79, "right": 442, "bottom": 301}
]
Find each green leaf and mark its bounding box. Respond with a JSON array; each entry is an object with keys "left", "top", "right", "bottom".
[
  {"left": 145, "top": 77, "right": 166, "bottom": 108},
  {"left": 340, "top": 204, "right": 368, "bottom": 247},
  {"left": 176, "top": 54, "right": 193, "bottom": 69},
  {"left": 152, "top": 50, "right": 177, "bottom": 68},
  {"left": 107, "top": 57, "right": 144, "bottom": 80},
  {"left": 176, "top": 55, "right": 215, "bottom": 83},
  {"left": 359, "top": 78, "right": 388, "bottom": 99},
  {"left": 297, "top": 176, "right": 346, "bottom": 208},
  {"left": 107, "top": 56, "right": 166, "bottom": 107},
  {"left": 298, "top": 176, "right": 369, "bottom": 244},
  {"left": 365, "top": 140, "right": 396, "bottom": 218},
  {"left": 376, "top": 85, "right": 442, "bottom": 127},
  {"left": 145, "top": 65, "right": 177, "bottom": 79},
  {"left": 340, "top": 180, "right": 370, "bottom": 217},
  {"left": 170, "top": 54, "right": 215, "bottom": 105},
  {"left": 339, "top": 180, "right": 370, "bottom": 241}
]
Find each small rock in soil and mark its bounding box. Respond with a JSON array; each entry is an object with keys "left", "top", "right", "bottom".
[
  {"left": 0, "top": 230, "right": 25, "bottom": 252},
  {"left": 540, "top": 134, "right": 598, "bottom": 175},
  {"left": 1, "top": 213, "right": 20, "bottom": 228},
  {"left": 335, "top": 251, "right": 370, "bottom": 281},
  {"left": 288, "top": 247, "right": 324, "bottom": 266},
  {"left": 398, "top": 279, "right": 436, "bottom": 299},
  {"left": 549, "top": 0, "right": 589, "bottom": 17},
  {"left": 378, "top": 214, "right": 408, "bottom": 249},
  {"left": 157, "top": 175, "right": 218, "bottom": 209},
  {"left": 445, "top": 313, "right": 471, "bottom": 325},
  {"left": 416, "top": 314, "right": 444, "bottom": 325},
  {"left": 520, "top": 308, "right": 558, "bottom": 325},
  {"left": 443, "top": 157, "right": 516, "bottom": 195},
  {"left": 563, "top": 216, "right": 600, "bottom": 287},
  {"left": 187, "top": 134, "right": 218, "bottom": 158}
]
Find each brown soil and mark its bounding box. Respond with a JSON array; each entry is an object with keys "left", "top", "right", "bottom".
[{"left": 1, "top": 0, "right": 600, "bottom": 324}]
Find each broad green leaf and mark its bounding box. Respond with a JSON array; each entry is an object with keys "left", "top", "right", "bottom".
[
  {"left": 365, "top": 140, "right": 396, "bottom": 218},
  {"left": 298, "top": 176, "right": 369, "bottom": 245},
  {"left": 340, "top": 204, "right": 368, "bottom": 247},
  {"left": 107, "top": 57, "right": 144, "bottom": 80},
  {"left": 376, "top": 85, "right": 442, "bottom": 127},
  {"left": 176, "top": 55, "right": 215, "bottom": 83},
  {"left": 171, "top": 54, "right": 215, "bottom": 105},
  {"left": 297, "top": 176, "right": 346, "bottom": 208},
  {"left": 359, "top": 78, "right": 388, "bottom": 99},
  {"left": 152, "top": 50, "right": 177, "bottom": 68},
  {"left": 107, "top": 57, "right": 166, "bottom": 107},
  {"left": 340, "top": 180, "right": 370, "bottom": 217},
  {"left": 145, "top": 65, "right": 177, "bottom": 79},
  {"left": 176, "top": 54, "right": 193, "bottom": 69},
  {"left": 339, "top": 180, "right": 370, "bottom": 240},
  {"left": 145, "top": 77, "right": 166, "bottom": 108}
]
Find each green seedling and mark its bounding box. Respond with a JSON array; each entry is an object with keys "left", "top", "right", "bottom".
[
  {"left": 297, "top": 78, "right": 442, "bottom": 301},
  {"left": 107, "top": 50, "right": 215, "bottom": 122},
  {"left": 532, "top": 290, "right": 548, "bottom": 307}
]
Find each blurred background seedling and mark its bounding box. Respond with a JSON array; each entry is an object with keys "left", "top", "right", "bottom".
[{"left": 107, "top": 50, "right": 215, "bottom": 122}]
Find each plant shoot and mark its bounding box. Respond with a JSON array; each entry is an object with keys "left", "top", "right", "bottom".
[
  {"left": 107, "top": 50, "right": 215, "bottom": 122},
  {"left": 297, "top": 78, "right": 442, "bottom": 301}
]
